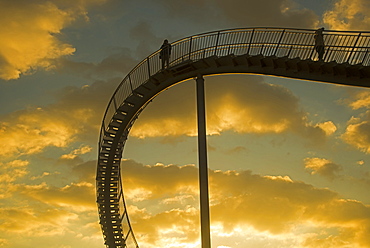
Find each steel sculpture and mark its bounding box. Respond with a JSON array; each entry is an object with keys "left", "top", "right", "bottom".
[{"left": 96, "top": 27, "right": 370, "bottom": 248}]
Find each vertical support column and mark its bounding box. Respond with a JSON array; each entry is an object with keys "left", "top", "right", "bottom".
[{"left": 196, "top": 74, "right": 211, "bottom": 248}]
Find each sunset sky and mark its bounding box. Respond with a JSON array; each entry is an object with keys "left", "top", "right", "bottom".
[{"left": 1, "top": 0, "right": 370, "bottom": 247}]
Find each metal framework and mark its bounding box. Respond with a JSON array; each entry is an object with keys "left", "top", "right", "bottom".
[{"left": 96, "top": 27, "right": 370, "bottom": 248}]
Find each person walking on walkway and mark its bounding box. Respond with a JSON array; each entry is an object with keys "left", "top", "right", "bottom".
[
  {"left": 314, "top": 27, "right": 325, "bottom": 61},
  {"left": 160, "top": 39, "right": 172, "bottom": 70}
]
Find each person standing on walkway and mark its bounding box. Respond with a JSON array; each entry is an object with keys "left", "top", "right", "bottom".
[
  {"left": 160, "top": 39, "right": 172, "bottom": 70},
  {"left": 314, "top": 27, "right": 325, "bottom": 61}
]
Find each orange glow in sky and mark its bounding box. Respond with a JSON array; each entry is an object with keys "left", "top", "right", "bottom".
[{"left": 1, "top": 0, "right": 370, "bottom": 248}]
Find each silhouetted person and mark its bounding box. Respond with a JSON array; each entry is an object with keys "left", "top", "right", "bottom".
[
  {"left": 314, "top": 27, "right": 325, "bottom": 61},
  {"left": 160, "top": 39, "right": 171, "bottom": 70}
]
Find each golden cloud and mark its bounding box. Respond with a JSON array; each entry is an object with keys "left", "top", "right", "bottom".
[
  {"left": 0, "top": 77, "right": 119, "bottom": 159},
  {"left": 0, "top": 160, "right": 29, "bottom": 199},
  {"left": 323, "top": 0, "right": 370, "bottom": 30},
  {"left": 119, "top": 161, "right": 370, "bottom": 247},
  {"left": 304, "top": 157, "right": 342, "bottom": 180},
  {"left": 211, "top": 170, "right": 370, "bottom": 247},
  {"left": 21, "top": 181, "right": 96, "bottom": 212},
  {"left": 122, "top": 160, "right": 198, "bottom": 200},
  {"left": 134, "top": 208, "right": 200, "bottom": 246},
  {"left": 0, "top": 161, "right": 103, "bottom": 246},
  {"left": 0, "top": 160, "right": 29, "bottom": 179},
  {"left": 0, "top": 206, "right": 77, "bottom": 236},
  {"left": 315, "top": 121, "right": 337, "bottom": 136},
  {"left": 60, "top": 144, "right": 92, "bottom": 160},
  {"left": 342, "top": 120, "right": 370, "bottom": 153},
  {"left": 130, "top": 76, "right": 333, "bottom": 146},
  {"left": 339, "top": 90, "right": 370, "bottom": 153},
  {"left": 348, "top": 91, "right": 370, "bottom": 110},
  {"left": 0, "top": 0, "right": 108, "bottom": 80},
  {"left": 0, "top": 239, "right": 8, "bottom": 247},
  {"left": 0, "top": 202, "right": 104, "bottom": 247},
  {"left": 0, "top": 108, "right": 79, "bottom": 157},
  {"left": 30, "top": 172, "right": 52, "bottom": 180},
  {"left": 2, "top": 159, "right": 29, "bottom": 169},
  {"left": 0, "top": 1, "right": 74, "bottom": 80},
  {"left": 2, "top": 158, "right": 367, "bottom": 247},
  {"left": 0, "top": 75, "right": 334, "bottom": 160}
]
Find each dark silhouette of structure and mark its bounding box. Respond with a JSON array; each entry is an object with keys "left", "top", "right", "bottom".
[
  {"left": 97, "top": 27, "right": 370, "bottom": 248},
  {"left": 160, "top": 39, "right": 171, "bottom": 69},
  {"left": 314, "top": 27, "right": 325, "bottom": 61}
]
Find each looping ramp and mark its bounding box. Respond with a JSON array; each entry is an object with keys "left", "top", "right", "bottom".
[{"left": 96, "top": 27, "right": 370, "bottom": 247}]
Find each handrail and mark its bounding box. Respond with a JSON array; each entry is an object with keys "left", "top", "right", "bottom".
[{"left": 99, "top": 27, "right": 370, "bottom": 145}]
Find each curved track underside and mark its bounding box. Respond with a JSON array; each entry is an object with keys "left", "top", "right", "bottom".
[{"left": 96, "top": 27, "right": 370, "bottom": 248}]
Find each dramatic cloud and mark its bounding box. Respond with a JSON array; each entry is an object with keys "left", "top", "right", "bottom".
[
  {"left": 119, "top": 161, "right": 370, "bottom": 248},
  {"left": 60, "top": 145, "right": 92, "bottom": 160},
  {"left": 130, "top": 75, "right": 335, "bottom": 145},
  {"left": 0, "top": 0, "right": 107, "bottom": 80},
  {"left": 122, "top": 160, "right": 198, "bottom": 201},
  {"left": 1, "top": 1, "right": 368, "bottom": 247},
  {"left": 315, "top": 121, "right": 337, "bottom": 136},
  {"left": 323, "top": 0, "right": 370, "bottom": 30},
  {"left": 131, "top": 207, "right": 200, "bottom": 246},
  {"left": 341, "top": 90, "right": 370, "bottom": 153},
  {"left": 0, "top": 160, "right": 29, "bottom": 183},
  {"left": 21, "top": 182, "right": 96, "bottom": 212},
  {"left": 0, "top": 78, "right": 117, "bottom": 158},
  {"left": 0, "top": 160, "right": 102, "bottom": 247},
  {"left": 0, "top": 206, "right": 77, "bottom": 236},
  {"left": 304, "top": 157, "right": 342, "bottom": 180},
  {"left": 0, "top": 201, "right": 102, "bottom": 247},
  {"left": 342, "top": 114, "right": 370, "bottom": 153},
  {"left": 0, "top": 160, "right": 29, "bottom": 199},
  {"left": 347, "top": 91, "right": 370, "bottom": 110},
  {"left": 0, "top": 106, "right": 80, "bottom": 157}
]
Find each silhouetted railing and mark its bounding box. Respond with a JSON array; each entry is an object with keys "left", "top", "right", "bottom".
[{"left": 99, "top": 27, "right": 370, "bottom": 144}]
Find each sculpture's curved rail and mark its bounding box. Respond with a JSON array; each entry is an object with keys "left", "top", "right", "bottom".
[{"left": 96, "top": 27, "right": 370, "bottom": 248}]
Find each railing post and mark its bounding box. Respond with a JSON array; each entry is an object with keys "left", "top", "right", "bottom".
[
  {"left": 113, "top": 97, "right": 118, "bottom": 109},
  {"left": 189, "top": 37, "right": 193, "bottom": 60},
  {"left": 274, "top": 29, "right": 285, "bottom": 56},
  {"left": 214, "top": 31, "right": 220, "bottom": 56},
  {"left": 128, "top": 74, "right": 133, "bottom": 93},
  {"left": 347, "top": 32, "right": 362, "bottom": 63},
  {"left": 324, "top": 46, "right": 331, "bottom": 62},
  {"left": 362, "top": 49, "right": 369, "bottom": 64},
  {"left": 247, "top": 29, "right": 255, "bottom": 55},
  {"left": 147, "top": 57, "right": 151, "bottom": 78},
  {"left": 309, "top": 45, "right": 315, "bottom": 60},
  {"left": 287, "top": 46, "right": 293, "bottom": 57}
]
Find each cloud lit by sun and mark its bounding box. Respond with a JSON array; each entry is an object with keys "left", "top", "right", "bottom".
[{"left": 1, "top": 0, "right": 370, "bottom": 248}]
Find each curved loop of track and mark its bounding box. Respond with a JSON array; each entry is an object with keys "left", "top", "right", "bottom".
[{"left": 96, "top": 27, "right": 370, "bottom": 248}]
